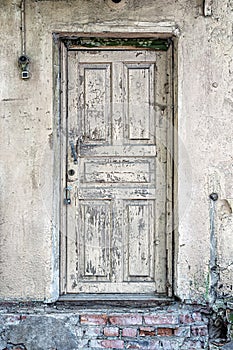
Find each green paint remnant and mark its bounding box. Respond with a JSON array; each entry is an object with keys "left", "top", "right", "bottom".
[
  {"left": 65, "top": 37, "right": 170, "bottom": 51},
  {"left": 229, "top": 312, "right": 233, "bottom": 324}
]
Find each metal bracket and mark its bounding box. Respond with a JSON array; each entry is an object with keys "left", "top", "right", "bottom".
[
  {"left": 64, "top": 186, "right": 72, "bottom": 205},
  {"left": 204, "top": 0, "right": 213, "bottom": 17},
  {"left": 69, "top": 140, "right": 78, "bottom": 164}
]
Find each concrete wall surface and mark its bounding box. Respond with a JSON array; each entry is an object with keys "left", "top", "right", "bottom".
[{"left": 0, "top": 0, "right": 232, "bottom": 306}]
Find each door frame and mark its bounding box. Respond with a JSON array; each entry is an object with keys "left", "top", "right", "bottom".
[{"left": 53, "top": 32, "right": 177, "bottom": 302}]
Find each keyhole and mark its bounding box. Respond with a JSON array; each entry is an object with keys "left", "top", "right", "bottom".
[{"left": 68, "top": 169, "right": 75, "bottom": 176}]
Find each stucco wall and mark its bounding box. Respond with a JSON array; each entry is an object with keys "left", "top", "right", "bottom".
[{"left": 0, "top": 0, "right": 232, "bottom": 302}]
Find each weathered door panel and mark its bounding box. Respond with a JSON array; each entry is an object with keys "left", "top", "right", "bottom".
[{"left": 65, "top": 49, "right": 170, "bottom": 294}]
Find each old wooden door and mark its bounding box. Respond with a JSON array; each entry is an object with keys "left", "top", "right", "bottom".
[{"left": 62, "top": 42, "right": 172, "bottom": 295}]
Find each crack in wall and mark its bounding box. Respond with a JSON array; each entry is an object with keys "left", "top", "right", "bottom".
[{"left": 209, "top": 194, "right": 219, "bottom": 305}]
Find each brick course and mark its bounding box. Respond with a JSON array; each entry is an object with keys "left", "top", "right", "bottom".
[
  {"left": 90, "top": 339, "right": 124, "bottom": 348},
  {"left": 84, "top": 326, "right": 102, "bottom": 337},
  {"left": 122, "top": 327, "right": 138, "bottom": 337},
  {"left": 157, "top": 327, "right": 174, "bottom": 336},
  {"left": 0, "top": 304, "right": 210, "bottom": 349},
  {"left": 144, "top": 313, "right": 178, "bottom": 325},
  {"left": 139, "top": 326, "right": 156, "bottom": 336},
  {"left": 109, "top": 314, "right": 142, "bottom": 326},
  {"left": 80, "top": 314, "right": 108, "bottom": 325},
  {"left": 103, "top": 326, "right": 119, "bottom": 337}
]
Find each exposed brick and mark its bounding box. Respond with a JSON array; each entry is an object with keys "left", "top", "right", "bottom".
[
  {"left": 191, "top": 325, "right": 208, "bottom": 336},
  {"left": 144, "top": 313, "right": 178, "bottom": 326},
  {"left": 122, "top": 327, "right": 137, "bottom": 337},
  {"left": 80, "top": 314, "right": 107, "bottom": 325},
  {"left": 101, "top": 340, "right": 124, "bottom": 349},
  {"left": 139, "top": 326, "right": 155, "bottom": 336},
  {"left": 179, "top": 312, "right": 202, "bottom": 324},
  {"left": 90, "top": 339, "right": 124, "bottom": 348},
  {"left": 103, "top": 326, "right": 119, "bottom": 337},
  {"left": 157, "top": 327, "right": 174, "bottom": 336},
  {"left": 84, "top": 326, "right": 102, "bottom": 337},
  {"left": 109, "top": 314, "right": 142, "bottom": 326},
  {"left": 126, "top": 340, "right": 160, "bottom": 349},
  {"left": 174, "top": 326, "right": 191, "bottom": 337}
]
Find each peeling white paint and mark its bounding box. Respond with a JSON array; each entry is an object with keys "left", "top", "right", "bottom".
[{"left": 0, "top": 0, "right": 232, "bottom": 302}]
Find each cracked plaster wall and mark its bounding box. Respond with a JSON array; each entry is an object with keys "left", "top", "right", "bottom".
[{"left": 0, "top": 0, "right": 232, "bottom": 302}]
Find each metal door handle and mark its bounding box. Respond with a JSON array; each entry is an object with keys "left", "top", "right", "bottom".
[{"left": 69, "top": 140, "right": 78, "bottom": 164}]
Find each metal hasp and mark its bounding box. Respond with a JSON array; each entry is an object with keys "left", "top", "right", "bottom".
[
  {"left": 64, "top": 187, "right": 71, "bottom": 205},
  {"left": 69, "top": 140, "right": 78, "bottom": 164},
  {"left": 204, "top": 0, "right": 213, "bottom": 16}
]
